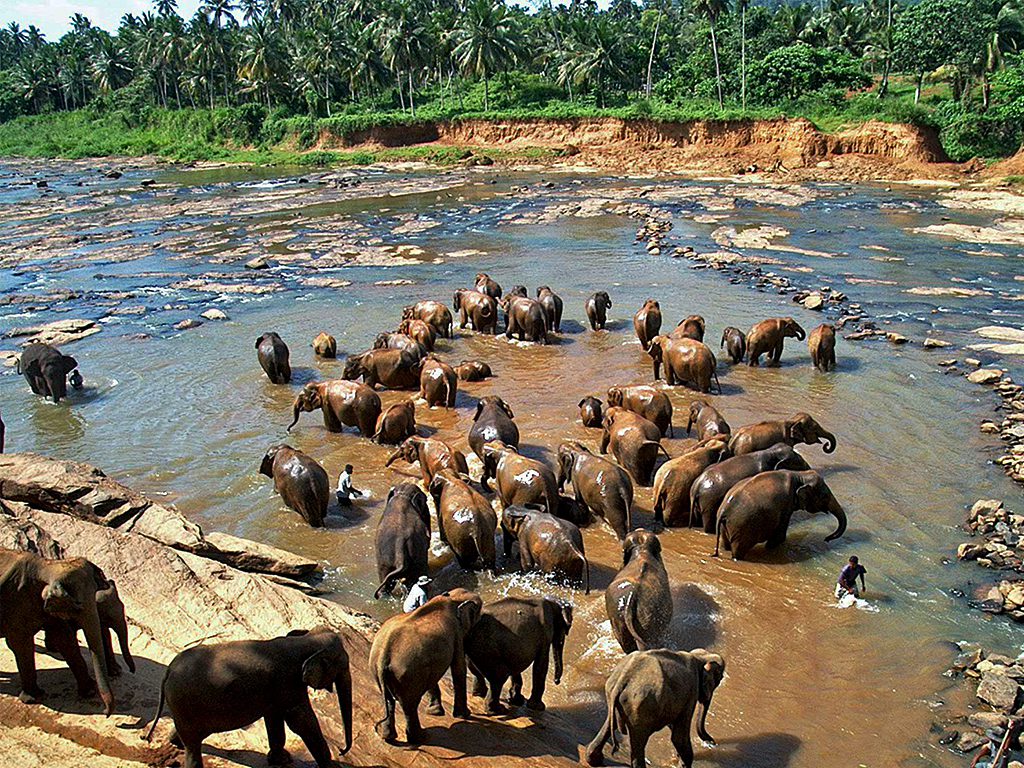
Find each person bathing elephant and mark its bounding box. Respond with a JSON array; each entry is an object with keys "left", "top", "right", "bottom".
[
  {"left": 720, "top": 326, "right": 747, "bottom": 364},
  {"left": 648, "top": 335, "right": 720, "bottom": 393},
  {"left": 714, "top": 469, "right": 847, "bottom": 560},
  {"left": 311, "top": 332, "right": 337, "bottom": 359},
  {"left": 746, "top": 317, "right": 806, "bottom": 366},
  {"left": 288, "top": 379, "right": 381, "bottom": 437},
  {"left": 728, "top": 412, "right": 836, "bottom": 455},
  {"left": 145, "top": 626, "right": 351, "bottom": 768},
  {"left": 456, "top": 360, "right": 492, "bottom": 381},
  {"left": 403, "top": 301, "right": 454, "bottom": 339},
  {"left": 452, "top": 289, "right": 499, "bottom": 334},
  {"left": 428, "top": 470, "right": 497, "bottom": 572},
  {"left": 536, "top": 286, "right": 564, "bottom": 332},
  {"left": 556, "top": 441, "right": 633, "bottom": 539},
  {"left": 255, "top": 332, "right": 291, "bottom": 384},
  {"left": 419, "top": 356, "right": 457, "bottom": 408},
  {"left": 607, "top": 385, "right": 673, "bottom": 437},
  {"left": 468, "top": 396, "right": 519, "bottom": 458},
  {"left": 385, "top": 436, "right": 469, "bottom": 486},
  {"left": 578, "top": 396, "right": 603, "bottom": 428},
  {"left": 343, "top": 347, "right": 421, "bottom": 390},
  {"left": 502, "top": 506, "right": 590, "bottom": 593},
  {"left": 671, "top": 314, "right": 706, "bottom": 342},
  {"left": 374, "top": 400, "right": 417, "bottom": 445},
  {"left": 18, "top": 342, "right": 80, "bottom": 402},
  {"left": 501, "top": 295, "right": 548, "bottom": 343},
  {"left": 397, "top": 318, "right": 436, "bottom": 352},
  {"left": 651, "top": 439, "right": 729, "bottom": 528},
  {"left": 809, "top": 323, "right": 837, "bottom": 371},
  {"left": 633, "top": 299, "right": 663, "bottom": 351},
  {"left": 686, "top": 400, "right": 730, "bottom": 441},
  {"left": 601, "top": 407, "right": 670, "bottom": 487},
  {"left": 374, "top": 483, "right": 431, "bottom": 599},
  {"left": 464, "top": 596, "right": 572, "bottom": 714},
  {"left": 605, "top": 531, "right": 672, "bottom": 653},
  {"left": 259, "top": 445, "right": 330, "bottom": 527},
  {"left": 585, "top": 291, "right": 612, "bottom": 331},
  {"left": 475, "top": 273, "right": 503, "bottom": 299}
]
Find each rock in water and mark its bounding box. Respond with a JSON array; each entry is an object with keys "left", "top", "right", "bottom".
[
  {"left": 969, "top": 368, "right": 1004, "bottom": 385},
  {"left": 977, "top": 670, "right": 1022, "bottom": 711}
]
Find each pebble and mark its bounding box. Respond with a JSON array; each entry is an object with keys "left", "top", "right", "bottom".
[{"left": 923, "top": 337, "right": 951, "bottom": 348}]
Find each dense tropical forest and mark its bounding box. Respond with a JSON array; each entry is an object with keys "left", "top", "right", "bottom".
[{"left": 0, "top": 0, "right": 1021, "bottom": 162}]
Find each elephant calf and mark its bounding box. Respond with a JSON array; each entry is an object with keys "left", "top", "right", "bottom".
[
  {"left": 728, "top": 412, "right": 836, "bottom": 456},
  {"left": 585, "top": 291, "right": 612, "bottom": 331},
  {"left": 385, "top": 435, "right": 469, "bottom": 487},
  {"left": 256, "top": 332, "right": 291, "bottom": 384},
  {"left": 601, "top": 407, "right": 669, "bottom": 487},
  {"left": 456, "top": 360, "right": 492, "bottom": 381},
  {"left": 312, "top": 332, "right": 337, "bottom": 358},
  {"left": 419, "top": 356, "right": 457, "bottom": 408},
  {"left": 18, "top": 342, "right": 80, "bottom": 402},
  {"left": 578, "top": 396, "right": 603, "bottom": 428},
  {"left": 465, "top": 596, "right": 572, "bottom": 714},
  {"left": 652, "top": 440, "right": 729, "bottom": 528},
  {"left": 502, "top": 506, "right": 590, "bottom": 593},
  {"left": 809, "top": 323, "right": 837, "bottom": 371},
  {"left": 720, "top": 326, "right": 747, "bottom": 364},
  {"left": 606, "top": 531, "right": 672, "bottom": 654},
  {"left": 259, "top": 445, "right": 330, "bottom": 527},
  {"left": 686, "top": 400, "right": 730, "bottom": 442},
  {"left": 374, "top": 400, "right": 417, "bottom": 445},
  {"left": 633, "top": 299, "right": 662, "bottom": 351},
  {"left": 469, "top": 396, "right": 519, "bottom": 458}
]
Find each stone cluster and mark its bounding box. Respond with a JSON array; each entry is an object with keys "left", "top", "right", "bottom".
[
  {"left": 968, "top": 369, "right": 1024, "bottom": 485},
  {"left": 943, "top": 646, "right": 1024, "bottom": 759},
  {"left": 957, "top": 499, "right": 1024, "bottom": 621}
]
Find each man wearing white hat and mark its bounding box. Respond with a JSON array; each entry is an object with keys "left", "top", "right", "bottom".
[{"left": 403, "top": 575, "right": 431, "bottom": 613}]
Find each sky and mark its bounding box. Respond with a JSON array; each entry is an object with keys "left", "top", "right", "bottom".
[{"left": 0, "top": 0, "right": 205, "bottom": 39}]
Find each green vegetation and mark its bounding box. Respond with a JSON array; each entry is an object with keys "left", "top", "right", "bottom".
[{"left": 0, "top": 0, "right": 1022, "bottom": 163}]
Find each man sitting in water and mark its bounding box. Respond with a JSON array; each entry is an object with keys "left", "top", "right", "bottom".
[
  {"left": 835, "top": 555, "right": 867, "bottom": 599},
  {"left": 336, "top": 464, "right": 363, "bottom": 507}
]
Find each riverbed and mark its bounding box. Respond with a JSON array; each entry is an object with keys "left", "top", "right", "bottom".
[{"left": 1, "top": 159, "right": 1022, "bottom": 767}]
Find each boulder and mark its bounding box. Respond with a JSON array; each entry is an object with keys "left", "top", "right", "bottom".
[
  {"left": 956, "top": 730, "right": 988, "bottom": 752},
  {"left": 4, "top": 319, "right": 101, "bottom": 347},
  {"left": 200, "top": 308, "right": 229, "bottom": 321},
  {"left": 924, "top": 338, "right": 951, "bottom": 348},
  {"left": 969, "top": 368, "right": 1006, "bottom": 385},
  {"left": 802, "top": 293, "right": 825, "bottom": 310},
  {"left": 968, "top": 711, "right": 1009, "bottom": 730},
  {"left": 173, "top": 319, "right": 202, "bottom": 330},
  {"left": 977, "top": 670, "right": 1021, "bottom": 712}
]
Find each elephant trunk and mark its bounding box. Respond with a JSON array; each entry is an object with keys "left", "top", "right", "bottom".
[
  {"left": 697, "top": 692, "right": 716, "bottom": 745},
  {"left": 796, "top": 327, "right": 806, "bottom": 341},
  {"left": 384, "top": 448, "right": 402, "bottom": 467},
  {"left": 336, "top": 665, "right": 353, "bottom": 754},
  {"left": 820, "top": 431, "right": 836, "bottom": 453},
  {"left": 824, "top": 497, "right": 847, "bottom": 542},
  {"left": 287, "top": 403, "right": 301, "bottom": 432},
  {"left": 81, "top": 610, "right": 114, "bottom": 715},
  {"left": 113, "top": 614, "right": 136, "bottom": 673},
  {"left": 686, "top": 412, "right": 694, "bottom": 435},
  {"left": 47, "top": 370, "right": 67, "bottom": 403},
  {"left": 552, "top": 638, "right": 565, "bottom": 685}
]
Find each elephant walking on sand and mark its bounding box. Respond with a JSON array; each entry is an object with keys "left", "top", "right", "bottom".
[
  {"left": 605, "top": 531, "right": 672, "bottom": 653},
  {"left": 584, "top": 648, "right": 726, "bottom": 768},
  {"left": 746, "top": 317, "right": 806, "bottom": 366}
]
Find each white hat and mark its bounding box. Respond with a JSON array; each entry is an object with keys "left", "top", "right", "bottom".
[{"left": 416, "top": 575, "right": 431, "bottom": 586}]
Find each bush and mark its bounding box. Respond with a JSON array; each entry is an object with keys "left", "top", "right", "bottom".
[
  {"left": 934, "top": 101, "right": 1021, "bottom": 160},
  {"left": 749, "top": 44, "right": 871, "bottom": 105}
]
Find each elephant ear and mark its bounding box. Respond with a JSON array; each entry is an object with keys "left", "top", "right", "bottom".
[
  {"left": 259, "top": 448, "right": 278, "bottom": 477},
  {"left": 500, "top": 400, "right": 515, "bottom": 419},
  {"left": 411, "top": 489, "right": 431, "bottom": 527},
  {"left": 61, "top": 355, "right": 78, "bottom": 375},
  {"left": 456, "top": 599, "right": 480, "bottom": 633},
  {"left": 23, "top": 359, "right": 41, "bottom": 376},
  {"left": 302, "top": 648, "right": 335, "bottom": 691},
  {"left": 254, "top": 334, "right": 266, "bottom": 349},
  {"left": 794, "top": 482, "right": 814, "bottom": 511},
  {"left": 700, "top": 654, "right": 725, "bottom": 701},
  {"left": 88, "top": 561, "right": 111, "bottom": 591}
]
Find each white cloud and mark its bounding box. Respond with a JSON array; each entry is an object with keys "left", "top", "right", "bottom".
[{"left": 0, "top": 0, "right": 204, "bottom": 39}]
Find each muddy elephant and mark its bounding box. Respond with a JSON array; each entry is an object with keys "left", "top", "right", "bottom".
[
  {"left": 385, "top": 436, "right": 469, "bottom": 486},
  {"left": 536, "top": 286, "right": 564, "bottom": 333},
  {"left": 652, "top": 440, "right": 729, "bottom": 528},
  {"left": 606, "top": 531, "right": 672, "bottom": 653},
  {"left": 809, "top": 323, "right": 837, "bottom": 371},
  {"left": 686, "top": 400, "right": 730, "bottom": 442},
  {"left": 556, "top": 441, "right": 633, "bottom": 539},
  {"left": 728, "top": 412, "right": 836, "bottom": 455},
  {"left": 259, "top": 444, "right": 330, "bottom": 527},
  {"left": 720, "top": 326, "right": 747, "bottom": 364},
  {"left": 419, "top": 356, "right": 457, "bottom": 408},
  {"left": 370, "top": 592, "right": 481, "bottom": 744},
  {"left": 671, "top": 315, "right": 705, "bottom": 342},
  {"left": 428, "top": 471, "right": 497, "bottom": 571},
  {"left": 18, "top": 343, "right": 79, "bottom": 402},
  {"left": 468, "top": 396, "right": 519, "bottom": 458},
  {"left": 600, "top": 407, "right": 670, "bottom": 487},
  {"left": 452, "top": 289, "right": 499, "bottom": 334},
  {"left": 146, "top": 626, "right": 351, "bottom": 768},
  {"left": 475, "top": 273, "right": 502, "bottom": 299},
  {"left": 397, "top": 318, "right": 437, "bottom": 352},
  {"left": 255, "top": 332, "right": 291, "bottom": 384},
  {"left": 715, "top": 469, "right": 847, "bottom": 560},
  {"left": 648, "top": 336, "right": 720, "bottom": 393},
  {"left": 312, "top": 332, "right": 337, "bottom": 358},
  {"left": 607, "top": 385, "right": 673, "bottom": 437},
  {"left": 374, "top": 400, "right": 417, "bottom": 445},
  {"left": 374, "top": 331, "right": 428, "bottom": 360},
  {"left": 456, "top": 360, "right": 492, "bottom": 381},
  {"left": 481, "top": 441, "right": 559, "bottom": 524},
  {"left": 584, "top": 648, "right": 726, "bottom": 768},
  {"left": 578, "top": 396, "right": 603, "bottom": 428},
  {"left": 465, "top": 596, "right": 572, "bottom": 714},
  {"left": 0, "top": 550, "right": 114, "bottom": 714},
  {"left": 690, "top": 443, "right": 811, "bottom": 534},
  {"left": 288, "top": 380, "right": 381, "bottom": 437},
  {"left": 501, "top": 295, "right": 548, "bottom": 343},
  {"left": 747, "top": 317, "right": 806, "bottom": 366},
  {"left": 633, "top": 299, "right": 663, "bottom": 351},
  {"left": 403, "top": 301, "right": 454, "bottom": 339},
  {"left": 586, "top": 291, "right": 612, "bottom": 330},
  {"left": 343, "top": 347, "right": 421, "bottom": 390},
  {"left": 374, "top": 483, "right": 431, "bottom": 599},
  {"left": 502, "top": 506, "right": 590, "bottom": 592}
]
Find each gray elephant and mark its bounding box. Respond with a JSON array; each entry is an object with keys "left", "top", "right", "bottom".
[
  {"left": 259, "top": 445, "right": 330, "bottom": 527},
  {"left": 585, "top": 291, "right": 612, "bottom": 330},
  {"left": 556, "top": 441, "right": 633, "bottom": 539},
  {"left": 728, "top": 412, "right": 836, "bottom": 455},
  {"left": 374, "top": 483, "right": 431, "bottom": 599},
  {"left": 18, "top": 342, "right": 79, "bottom": 402},
  {"left": 720, "top": 326, "right": 747, "bottom": 364},
  {"left": 468, "top": 396, "right": 519, "bottom": 458},
  {"left": 255, "top": 332, "right": 291, "bottom": 384},
  {"left": 605, "top": 531, "right": 672, "bottom": 653},
  {"left": 746, "top": 317, "right": 806, "bottom": 366},
  {"left": 502, "top": 505, "right": 590, "bottom": 592}
]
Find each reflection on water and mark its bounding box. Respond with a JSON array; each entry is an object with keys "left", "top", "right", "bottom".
[{"left": 1, "top": 162, "right": 1022, "bottom": 767}]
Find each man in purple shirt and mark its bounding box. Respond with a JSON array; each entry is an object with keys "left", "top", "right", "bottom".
[{"left": 835, "top": 555, "right": 866, "bottom": 599}]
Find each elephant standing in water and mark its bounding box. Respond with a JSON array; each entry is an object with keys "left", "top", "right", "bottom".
[
  {"left": 18, "top": 342, "right": 79, "bottom": 402},
  {"left": 468, "top": 396, "right": 519, "bottom": 457},
  {"left": 651, "top": 439, "right": 729, "bottom": 528},
  {"left": 403, "top": 300, "right": 454, "bottom": 338},
  {"left": 720, "top": 326, "right": 747, "bottom": 364},
  {"left": 453, "top": 289, "right": 499, "bottom": 334},
  {"left": 312, "top": 332, "right": 337, "bottom": 358},
  {"left": 502, "top": 506, "right": 590, "bottom": 592},
  {"left": 578, "top": 396, "right": 603, "bottom": 428},
  {"left": 374, "top": 400, "right": 417, "bottom": 445},
  {"left": 385, "top": 436, "right": 469, "bottom": 486},
  {"left": 374, "top": 483, "right": 431, "bottom": 599},
  {"left": 501, "top": 295, "right": 548, "bottom": 343},
  {"left": 481, "top": 441, "right": 560, "bottom": 520},
  {"left": 397, "top": 318, "right": 437, "bottom": 352},
  {"left": 419, "top": 356, "right": 457, "bottom": 408},
  {"left": 556, "top": 441, "right": 633, "bottom": 539},
  {"left": 428, "top": 470, "right": 497, "bottom": 572},
  {"left": 809, "top": 323, "right": 837, "bottom": 371},
  {"left": 601, "top": 407, "right": 669, "bottom": 487},
  {"left": 259, "top": 445, "right": 330, "bottom": 527},
  {"left": 255, "top": 332, "right": 291, "bottom": 384},
  {"left": 607, "top": 385, "right": 673, "bottom": 437},
  {"left": 728, "top": 412, "right": 836, "bottom": 455},
  {"left": 475, "top": 272, "right": 503, "bottom": 299},
  {"left": 289, "top": 380, "right": 381, "bottom": 437},
  {"left": 605, "top": 531, "right": 672, "bottom": 653},
  {"left": 536, "top": 286, "right": 564, "bottom": 332},
  {"left": 146, "top": 627, "right": 351, "bottom": 768},
  {"left": 686, "top": 400, "right": 730, "bottom": 441},
  {"left": 746, "top": 317, "right": 806, "bottom": 366},
  {"left": 648, "top": 336, "right": 720, "bottom": 393},
  {"left": 585, "top": 291, "right": 612, "bottom": 330},
  {"left": 343, "top": 347, "right": 421, "bottom": 390},
  {"left": 670, "top": 314, "right": 705, "bottom": 342},
  {"left": 633, "top": 299, "right": 662, "bottom": 351},
  {"left": 374, "top": 331, "right": 428, "bottom": 360},
  {"left": 714, "top": 469, "right": 847, "bottom": 560}
]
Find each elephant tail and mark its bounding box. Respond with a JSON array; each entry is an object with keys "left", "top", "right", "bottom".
[
  {"left": 144, "top": 669, "right": 169, "bottom": 742},
  {"left": 572, "top": 545, "right": 590, "bottom": 595},
  {"left": 622, "top": 590, "right": 648, "bottom": 652},
  {"left": 713, "top": 516, "right": 725, "bottom": 558},
  {"left": 372, "top": 661, "right": 397, "bottom": 735},
  {"left": 442, "top": 376, "right": 452, "bottom": 409},
  {"left": 651, "top": 479, "right": 665, "bottom": 526},
  {"left": 712, "top": 368, "right": 722, "bottom": 394}
]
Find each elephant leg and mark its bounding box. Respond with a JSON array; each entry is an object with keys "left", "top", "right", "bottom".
[
  {"left": 283, "top": 701, "right": 332, "bottom": 767},
  {"left": 766, "top": 526, "right": 788, "bottom": 549},
  {"left": 584, "top": 711, "right": 611, "bottom": 766},
  {"left": 264, "top": 714, "right": 290, "bottom": 766},
  {"left": 670, "top": 716, "right": 696, "bottom": 768},
  {"left": 7, "top": 633, "right": 42, "bottom": 702},
  {"left": 49, "top": 627, "right": 96, "bottom": 697},
  {"left": 626, "top": 722, "right": 653, "bottom": 768},
  {"left": 526, "top": 647, "right": 549, "bottom": 711},
  {"left": 485, "top": 674, "right": 507, "bottom": 714},
  {"left": 468, "top": 659, "right": 487, "bottom": 698},
  {"left": 426, "top": 683, "right": 445, "bottom": 716},
  {"left": 376, "top": 687, "right": 398, "bottom": 742},
  {"left": 451, "top": 645, "right": 470, "bottom": 719},
  {"left": 508, "top": 671, "right": 525, "bottom": 706},
  {"left": 400, "top": 693, "right": 426, "bottom": 744},
  {"left": 181, "top": 734, "right": 206, "bottom": 768}
]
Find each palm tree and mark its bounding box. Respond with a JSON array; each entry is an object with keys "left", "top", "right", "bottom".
[
  {"left": 453, "top": 0, "right": 519, "bottom": 111},
  {"left": 238, "top": 16, "right": 280, "bottom": 105},
  {"left": 559, "top": 13, "right": 630, "bottom": 108},
  {"left": 155, "top": 0, "right": 179, "bottom": 18},
  {"left": 738, "top": 0, "right": 748, "bottom": 108},
  {"left": 693, "top": 0, "right": 729, "bottom": 108},
  {"left": 376, "top": 0, "right": 430, "bottom": 115},
  {"left": 90, "top": 34, "right": 132, "bottom": 92},
  {"left": 203, "top": 0, "right": 237, "bottom": 29}
]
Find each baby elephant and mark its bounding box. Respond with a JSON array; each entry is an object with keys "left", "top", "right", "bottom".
[
  {"left": 146, "top": 626, "right": 352, "bottom": 768},
  {"left": 720, "top": 326, "right": 746, "bottom": 364},
  {"left": 312, "top": 332, "right": 337, "bottom": 358},
  {"left": 256, "top": 332, "right": 291, "bottom": 384},
  {"left": 260, "top": 445, "right": 330, "bottom": 527},
  {"left": 18, "top": 342, "right": 79, "bottom": 403},
  {"left": 585, "top": 291, "right": 612, "bottom": 330},
  {"left": 456, "top": 360, "right": 492, "bottom": 381},
  {"left": 808, "top": 323, "right": 837, "bottom": 371},
  {"left": 578, "top": 396, "right": 603, "bottom": 428}
]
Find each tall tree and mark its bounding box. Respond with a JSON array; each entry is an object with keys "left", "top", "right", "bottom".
[
  {"left": 453, "top": 0, "right": 520, "bottom": 111},
  {"left": 693, "top": 0, "right": 730, "bottom": 108}
]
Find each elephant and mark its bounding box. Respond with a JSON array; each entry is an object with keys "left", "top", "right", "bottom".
[
  {"left": 403, "top": 301, "right": 454, "bottom": 338},
  {"left": 374, "top": 483, "right": 431, "bottom": 599},
  {"left": 370, "top": 592, "right": 481, "bottom": 744},
  {"left": 690, "top": 443, "right": 812, "bottom": 534},
  {"left": 475, "top": 272, "right": 502, "bottom": 299},
  {"left": 288, "top": 379, "right": 381, "bottom": 437},
  {"left": 648, "top": 335, "right": 720, "bottom": 393},
  {"left": 397, "top": 319, "right": 437, "bottom": 352},
  {"left": 584, "top": 648, "right": 726, "bottom": 768},
  {"left": 578, "top": 396, "right": 603, "bottom": 428},
  {"left": 373, "top": 331, "right": 427, "bottom": 360},
  {"left": 728, "top": 412, "right": 836, "bottom": 456},
  {"left": 686, "top": 400, "right": 730, "bottom": 441},
  {"left": 146, "top": 626, "right": 351, "bottom": 768},
  {"left": 255, "top": 332, "right": 291, "bottom": 384},
  {"left": 259, "top": 445, "right": 330, "bottom": 527},
  {"left": 508, "top": 285, "right": 528, "bottom": 298},
  {"left": 556, "top": 441, "right": 633, "bottom": 539},
  {"left": 720, "top": 326, "right": 747, "bottom": 364},
  {"left": 343, "top": 347, "right": 421, "bottom": 390},
  {"left": 465, "top": 597, "right": 572, "bottom": 714},
  {"left": 312, "top": 332, "right": 337, "bottom": 359},
  {"left": 481, "top": 441, "right": 559, "bottom": 527},
  {"left": 671, "top": 314, "right": 706, "bottom": 342},
  {"left": 746, "top": 317, "right": 806, "bottom": 366},
  {"left": 456, "top": 360, "right": 492, "bottom": 381},
  {"left": 468, "top": 396, "right": 519, "bottom": 458},
  {"left": 809, "top": 323, "right": 837, "bottom": 371},
  {"left": 633, "top": 299, "right": 663, "bottom": 351},
  {"left": 501, "top": 296, "right": 548, "bottom": 343},
  {"left": 586, "top": 291, "right": 612, "bottom": 331},
  {"left": 419, "top": 356, "right": 457, "bottom": 408},
  {"left": 501, "top": 506, "right": 589, "bottom": 593},
  {"left": 428, "top": 471, "right": 497, "bottom": 571},
  {"left": 68, "top": 368, "right": 83, "bottom": 391},
  {"left": 374, "top": 400, "right": 417, "bottom": 445},
  {"left": 17, "top": 342, "right": 79, "bottom": 402},
  {"left": 605, "top": 531, "right": 672, "bottom": 653},
  {"left": 385, "top": 436, "right": 469, "bottom": 486},
  {"left": 652, "top": 440, "right": 729, "bottom": 527},
  {"left": 0, "top": 549, "right": 114, "bottom": 714},
  {"left": 600, "top": 407, "right": 670, "bottom": 487},
  {"left": 714, "top": 469, "right": 847, "bottom": 560},
  {"left": 607, "top": 385, "right": 673, "bottom": 437},
  {"left": 452, "top": 289, "right": 498, "bottom": 334},
  {"left": 536, "top": 286, "right": 564, "bottom": 333}
]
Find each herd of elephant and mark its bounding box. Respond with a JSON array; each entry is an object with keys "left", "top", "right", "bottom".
[{"left": 5, "top": 272, "right": 847, "bottom": 768}]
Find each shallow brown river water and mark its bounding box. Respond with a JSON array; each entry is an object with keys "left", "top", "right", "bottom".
[{"left": 2, "top": 161, "right": 1023, "bottom": 767}]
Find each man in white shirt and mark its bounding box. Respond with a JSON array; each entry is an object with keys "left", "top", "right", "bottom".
[
  {"left": 336, "top": 464, "right": 362, "bottom": 507},
  {"left": 403, "top": 575, "right": 431, "bottom": 613}
]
